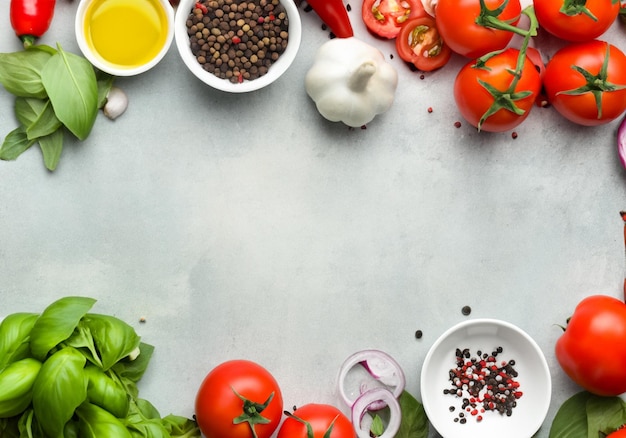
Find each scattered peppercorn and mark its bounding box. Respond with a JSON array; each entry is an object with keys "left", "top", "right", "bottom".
[
  {"left": 454, "top": 121, "right": 462, "bottom": 128},
  {"left": 427, "top": 107, "right": 433, "bottom": 113},
  {"left": 186, "top": 0, "right": 289, "bottom": 83},
  {"left": 511, "top": 131, "right": 518, "bottom": 139},
  {"left": 461, "top": 305, "right": 471, "bottom": 316},
  {"left": 415, "top": 329, "right": 423, "bottom": 339}
]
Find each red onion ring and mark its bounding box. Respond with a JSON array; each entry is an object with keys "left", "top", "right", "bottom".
[
  {"left": 351, "top": 388, "right": 402, "bottom": 438},
  {"left": 618, "top": 115, "right": 626, "bottom": 169},
  {"left": 337, "top": 350, "right": 406, "bottom": 409}
]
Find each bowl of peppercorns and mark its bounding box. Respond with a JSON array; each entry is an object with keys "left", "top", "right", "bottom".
[
  {"left": 175, "top": 0, "right": 301, "bottom": 92},
  {"left": 420, "top": 319, "right": 551, "bottom": 438}
]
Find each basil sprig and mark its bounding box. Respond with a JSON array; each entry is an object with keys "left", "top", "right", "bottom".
[
  {"left": 0, "top": 296, "right": 200, "bottom": 438},
  {"left": 0, "top": 44, "right": 112, "bottom": 171}
]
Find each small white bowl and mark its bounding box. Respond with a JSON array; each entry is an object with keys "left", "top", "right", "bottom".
[
  {"left": 75, "top": 0, "right": 175, "bottom": 76},
  {"left": 420, "top": 319, "right": 551, "bottom": 438},
  {"left": 174, "top": 0, "right": 301, "bottom": 93}
]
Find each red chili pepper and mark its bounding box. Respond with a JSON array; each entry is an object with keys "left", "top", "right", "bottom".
[
  {"left": 306, "top": 0, "right": 354, "bottom": 38},
  {"left": 10, "top": 0, "right": 56, "bottom": 48}
]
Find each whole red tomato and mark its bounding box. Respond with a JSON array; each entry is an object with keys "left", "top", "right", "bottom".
[
  {"left": 555, "top": 295, "right": 626, "bottom": 396},
  {"left": 453, "top": 48, "right": 541, "bottom": 132},
  {"left": 277, "top": 404, "right": 355, "bottom": 438},
  {"left": 543, "top": 40, "right": 626, "bottom": 126},
  {"left": 533, "top": 0, "right": 619, "bottom": 42},
  {"left": 195, "top": 360, "right": 283, "bottom": 438},
  {"left": 395, "top": 16, "right": 452, "bottom": 71},
  {"left": 435, "top": 0, "right": 521, "bottom": 58}
]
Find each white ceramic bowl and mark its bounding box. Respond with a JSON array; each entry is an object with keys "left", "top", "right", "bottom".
[
  {"left": 420, "top": 319, "right": 551, "bottom": 438},
  {"left": 75, "top": 0, "right": 175, "bottom": 76},
  {"left": 174, "top": 0, "right": 301, "bottom": 93}
]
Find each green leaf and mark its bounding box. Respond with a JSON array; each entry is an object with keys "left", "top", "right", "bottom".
[
  {"left": 32, "top": 347, "right": 88, "bottom": 438},
  {"left": 586, "top": 395, "right": 626, "bottom": 436},
  {"left": 76, "top": 402, "right": 133, "bottom": 438},
  {"left": 96, "top": 71, "right": 116, "bottom": 109},
  {"left": 29, "top": 296, "right": 97, "bottom": 361},
  {"left": 112, "top": 342, "right": 155, "bottom": 385},
  {"left": 0, "top": 126, "right": 36, "bottom": 161},
  {"left": 370, "top": 414, "right": 384, "bottom": 437},
  {"left": 81, "top": 313, "right": 141, "bottom": 371},
  {"left": 0, "top": 49, "right": 52, "bottom": 99},
  {"left": 84, "top": 365, "right": 130, "bottom": 418},
  {"left": 395, "top": 390, "right": 429, "bottom": 438},
  {"left": 124, "top": 398, "right": 169, "bottom": 438},
  {"left": 64, "top": 319, "right": 104, "bottom": 368},
  {"left": 161, "top": 415, "right": 201, "bottom": 438},
  {"left": 41, "top": 44, "right": 98, "bottom": 141},
  {"left": 550, "top": 391, "right": 593, "bottom": 438},
  {"left": 14, "top": 97, "right": 62, "bottom": 140},
  {"left": 39, "top": 127, "right": 64, "bottom": 171},
  {"left": 0, "top": 312, "right": 38, "bottom": 372}
]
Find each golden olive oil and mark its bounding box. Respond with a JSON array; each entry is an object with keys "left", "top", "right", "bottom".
[{"left": 84, "top": 0, "right": 168, "bottom": 69}]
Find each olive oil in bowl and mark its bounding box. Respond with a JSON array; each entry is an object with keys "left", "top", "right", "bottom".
[{"left": 76, "top": 0, "right": 174, "bottom": 76}]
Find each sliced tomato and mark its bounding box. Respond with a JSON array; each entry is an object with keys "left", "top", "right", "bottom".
[
  {"left": 362, "top": 0, "right": 427, "bottom": 39},
  {"left": 395, "top": 16, "right": 452, "bottom": 71}
]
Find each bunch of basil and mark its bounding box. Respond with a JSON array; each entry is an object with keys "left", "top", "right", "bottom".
[
  {"left": 550, "top": 391, "right": 626, "bottom": 437},
  {"left": 0, "top": 44, "right": 111, "bottom": 171},
  {"left": 0, "top": 296, "right": 200, "bottom": 438}
]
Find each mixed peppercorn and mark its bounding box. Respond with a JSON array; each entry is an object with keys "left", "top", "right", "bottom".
[
  {"left": 186, "top": 0, "right": 289, "bottom": 83},
  {"left": 444, "top": 346, "right": 523, "bottom": 424}
]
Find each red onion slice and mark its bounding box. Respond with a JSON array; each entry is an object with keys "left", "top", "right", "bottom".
[
  {"left": 619, "top": 115, "right": 626, "bottom": 169},
  {"left": 337, "top": 350, "right": 406, "bottom": 409},
  {"left": 351, "top": 388, "right": 402, "bottom": 438}
]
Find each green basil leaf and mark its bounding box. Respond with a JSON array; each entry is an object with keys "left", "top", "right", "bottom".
[
  {"left": 32, "top": 347, "right": 88, "bottom": 438},
  {"left": 84, "top": 365, "right": 130, "bottom": 418},
  {"left": 125, "top": 398, "right": 169, "bottom": 438},
  {"left": 39, "top": 127, "right": 63, "bottom": 171},
  {"left": 76, "top": 402, "right": 133, "bottom": 438},
  {"left": 370, "top": 414, "right": 384, "bottom": 437},
  {"left": 17, "top": 409, "right": 46, "bottom": 438},
  {"left": 0, "top": 312, "right": 38, "bottom": 372},
  {"left": 112, "top": 342, "right": 154, "bottom": 384},
  {"left": 14, "top": 97, "right": 62, "bottom": 140},
  {"left": 0, "top": 126, "right": 36, "bottom": 161},
  {"left": 96, "top": 71, "right": 115, "bottom": 109},
  {"left": 586, "top": 395, "right": 626, "bottom": 436},
  {"left": 161, "top": 415, "right": 201, "bottom": 438},
  {"left": 0, "top": 49, "right": 52, "bottom": 99},
  {"left": 395, "top": 390, "right": 429, "bottom": 438},
  {"left": 29, "top": 296, "right": 96, "bottom": 361},
  {"left": 64, "top": 320, "right": 104, "bottom": 368},
  {"left": 549, "top": 391, "right": 592, "bottom": 438},
  {"left": 81, "top": 313, "right": 141, "bottom": 371},
  {"left": 41, "top": 44, "right": 98, "bottom": 141}
]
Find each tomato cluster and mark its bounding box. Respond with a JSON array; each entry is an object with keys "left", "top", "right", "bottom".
[
  {"left": 368, "top": 0, "right": 626, "bottom": 131},
  {"left": 194, "top": 360, "right": 356, "bottom": 438}
]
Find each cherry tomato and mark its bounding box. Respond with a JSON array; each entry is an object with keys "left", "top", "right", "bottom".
[
  {"left": 307, "top": 0, "right": 354, "bottom": 38},
  {"left": 395, "top": 16, "right": 452, "bottom": 71},
  {"left": 609, "top": 428, "right": 626, "bottom": 438},
  {"left": 453, "top": 48, "right": 541, "bottom": 132},
  {"left": 195, "top": 360, "right": 283, "bottom": 438},
  {"left": 533, "top": 0, "right": 619, "bottom": 42},
  {"left": 435, "top": 0, "right": 522, "bottom": 58},
  {"left": 543, "top": 40, "right": 626, "bottom": 126},
  {"left": 277, "top": 404, "right": 356, "bottom": 438},
  {"left": 555, "top": 295, "right": 626, "bottom": 396},
  {"left": 362, "top": 0, "right": 427, "bottom": 39},
  {"left": 10, "top": 0, "right": 56, "bottom": 48}
]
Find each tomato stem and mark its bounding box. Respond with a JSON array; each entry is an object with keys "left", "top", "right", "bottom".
[
  {"left": 476, "top": 0, "right": 532, "bottom": 37},
  {"left": 232, "top": 389, "right": 275, "bottom": 438},
  {"left": 559, "top": 0, "right": 598, "bottom": 21},
  {"left": 283, "top": 410, "right": 338, "bottom": 438}
]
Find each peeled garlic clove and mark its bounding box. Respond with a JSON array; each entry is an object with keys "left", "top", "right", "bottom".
[{"left": 103, "top": 86, "right": 128, "bottom": 120}]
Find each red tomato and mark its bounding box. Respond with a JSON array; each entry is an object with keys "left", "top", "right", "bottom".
[
  {"left": 555, "top": 295, "right": 626, "bottom": 396},
  {"left": 362, "top": 0, "right": 427, "bottom": 39},
  {"left": 533, "top": 0, "right": 619, "bottom": 42},
  {"left": 435, "top": 0, "right": 521, "bottom": 58},
  {"left": 195, "top": 360, "right": 283, "bottom": 438},
  {"left": 395, "top": 16, "right": 452, "bottom": 71},
  {"left": 543, "top": 40, "right": 626, "bottom": 126},
  {"left": 277, "top": 404, "right": 356, "bottom": 438},
  {"left": 609, "top": 428, "right": 626, "bottom": 438},
  {"left": 453, "top": 48, "right": 541, "bottom": 132}
]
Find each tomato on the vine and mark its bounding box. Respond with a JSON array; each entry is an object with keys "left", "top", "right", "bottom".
[
  {"left": 362, "top": 0, "right": 427, "bottom": 39},
  {"left": 555, "top": 295, "right": 626, "bottom": 396},
  {"left": 195, "top": 360, "right": 283, "bottom": 438},
  {"left": 453, "top": 48, "right": 541, "bottom": 132},
  {"left": 543, "top": 40, "right": 626, "bottom": 126},
  {"left": 435, "top": 0, "right": 522, "bottom": 58},
  {"left": 395, "top": 16, "right": 452, "bottom": 71},
  {"left": 533, "top": 0, "right": 619, "bottom": 42},
  {"left": 277, "top": 404, "right": 356, "bottom": 438}
]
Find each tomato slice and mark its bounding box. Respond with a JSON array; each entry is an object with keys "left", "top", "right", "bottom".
[
  {"left": 362, "top": 0, "right": 427, "bottom": 39},
  {"left": 395, "top": 16, "right": 451, "bottom": 71}
]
